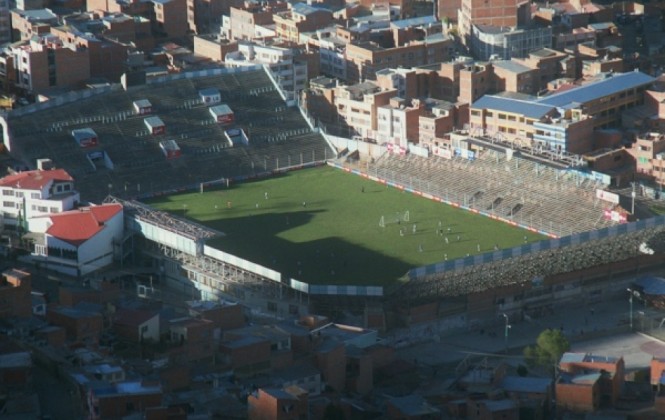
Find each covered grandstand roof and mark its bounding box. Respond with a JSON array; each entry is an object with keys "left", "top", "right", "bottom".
[
  {"left": 537, "top": 71, "right": 655, "bottom": 108},
  {"left": 471, "top": 95, "right": 554, "bottom": 119}
]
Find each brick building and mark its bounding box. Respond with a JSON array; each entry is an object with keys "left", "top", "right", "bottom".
[
  {"left": 168, "top": 317, "right": 215, "bottom": 362},
  {"left": 0, "top": 350, "right": 32, "bottom": 391},
  {"left": 46, "top": 305, "right": 104, "bottom": 346},
  {"left": 87, "top": 380, "right": 163, "bottom": 419},
  {"left": 345, "top": 35, "right": 453, "bottom": 84},
  {"left": 8, "top": 35, "right": 90, "bottom": 95},
  {"left": 631, "top": 132, "right": 665, "bottom": 186},
  {"left": 247, "top": 386, "right": 308, "bottom": 420},
  {"left": 0, "top": 269, "right": 32, "bottom": 319},
  {"left": 10, "top": 8, "right": 58, "bottom": 41},
  {"left": 557, "top": 352, "right": 625, "bottom": 413},
  {"left": 273, "top": 3, "right": 332, "bottom": 43},
  {"left": 386, "top": 394, "right": 441, "bottom": 419},
  {"left": 187, "top": 299, "right": 245, "bottom": 331},
  {"left": 151, "top": 0, "right": 188, "bottom": 39},
  {"left": 113, "top": 308, "right": 160, "bottom": 342},
  {"left": 193, "top": 35, "right": 238, "bottom": 61},
  {"left": 226, "top": 2, "right": 285, "bottom": 41}
]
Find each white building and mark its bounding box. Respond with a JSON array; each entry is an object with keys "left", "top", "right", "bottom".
[
  {"left": 471, "top": 24, "right": 553, "bottom": 60},
  {"left": 29, "top": 203, "right": 124, "bottom": 277},
  {"left": 0, "top": 168, "right": 79, "bottom": 229},
  {"left": 225, "top": 42, "right": 307, "bottom": 100}
]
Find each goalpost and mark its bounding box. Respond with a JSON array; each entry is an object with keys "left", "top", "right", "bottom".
[
  {"left": 379, "top": 216, "right": 385, "bottom": 228},
  {"left": 403, "top": 210, "right": 410, "bottom": 222}
]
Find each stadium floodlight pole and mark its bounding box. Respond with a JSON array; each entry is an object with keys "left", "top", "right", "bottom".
[
  {"left": 502, "top": 313, "right": 511, "bottom": 352},
  {"left": 627, "top": 288, "right": 634, "bottom": 329}
]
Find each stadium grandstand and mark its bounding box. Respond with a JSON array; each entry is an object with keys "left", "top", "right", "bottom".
[
  {"left": 359, "top": 149, "right": 617, "bottom": 238},
  {"left": 4, "top": 64, "right": 665, "bottom": 329},
  {"left": 2, "top": 66, "right": 333, "bottom": 202}
]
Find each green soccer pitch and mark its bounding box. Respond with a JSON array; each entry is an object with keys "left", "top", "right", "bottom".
[{"left": 145, "top": 166, "right": 545, "bottom": 287}]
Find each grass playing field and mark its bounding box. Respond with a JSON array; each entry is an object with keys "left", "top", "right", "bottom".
[{"left": 145, "top": 166, "right": 545, "bottom": 287}]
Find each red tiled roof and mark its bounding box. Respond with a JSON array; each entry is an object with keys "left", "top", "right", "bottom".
[
  {"left": 46, "top": 203, "right": 122, "bottom": 246},
  {"left": 0, "top": 169, "right": 73, "bottom": 190}
]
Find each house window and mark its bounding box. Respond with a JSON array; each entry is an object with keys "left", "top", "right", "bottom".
[{"left": 31, "top": 193, "right": 39, "bottom": 199}]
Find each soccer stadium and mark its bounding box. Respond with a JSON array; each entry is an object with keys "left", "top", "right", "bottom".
[{"left": 5, "top": 65, "right": 665, "bottom": 328}]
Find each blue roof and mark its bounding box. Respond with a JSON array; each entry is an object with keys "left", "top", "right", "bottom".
[
  {"left": 537, "top": 71, "right": 655, "bottom": 108},
  {"left": 391, "top": 15, "right": 438, "bottom": 29},
  {"left": 472, "top": 95, "right": 554, "bottom": 119},
  {"left": 635, "top": 276, "right": 665, "bottom": 295}
]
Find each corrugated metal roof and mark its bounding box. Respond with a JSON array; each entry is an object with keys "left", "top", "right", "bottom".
[
  {"left": 500, "top": 376, "right": 551, "bottom": 394},
  {"left": 391, "top": 15, "right": 438, "bottom": 29},
  {"left": 560, "top": 352, "right": 586, "bottom": 364},
  {"left": 537, "top": 71, "right": 655, "bottom": 108},
  {"left": 472, "top": 95, "right": 554, "bottom": 119},
  {"left": 492, "top": 60, "right": 533, "bottom": 74}
]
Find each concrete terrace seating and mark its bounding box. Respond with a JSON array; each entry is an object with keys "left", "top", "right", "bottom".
[
  {"left": 7, "top": 68, "right": 332, "bottom": 202},
  {"left": 367, "top": 152, "right": 618, "bottom": 236}
]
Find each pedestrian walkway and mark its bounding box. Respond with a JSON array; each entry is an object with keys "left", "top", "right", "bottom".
[{"left": 395, "top": 294, "right": 632, "bottom": 366}]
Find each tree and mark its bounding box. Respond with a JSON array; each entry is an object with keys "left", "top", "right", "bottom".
[{"left": 523, "top": 328, "right": 570, "bottom": 371}]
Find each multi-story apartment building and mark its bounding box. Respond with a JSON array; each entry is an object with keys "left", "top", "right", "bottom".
[
  {"left": 631, "top": 132, "right": 665, "bottom": 185},
  {"left": 470, "top": 71, "right": 655, "bottom": 153},
  {"left": 98, "top": 13, "right": 154, "bottom": 52},
  {"left": 0, "top": 52, "right": 15, "bottom": 95},
  {"left": 581, "top": 57, "right": 623, "bottom": 78},
  {"left": 457, "top": 61, "right": 493, "bottom": 104},
  {"left": 0, "top": 168, "right": 78, "bottom": 229},
  {"left": 186, "top": 0, "right": 226, "bottom": 34},
  {"left": 193, "top": 34, "right": 238, "bottom": 61},
  {"left": 50, "top": 23, "right": 137, "bottom": 83},
  {"left": 470, "top": 24, "right": 553, "bottom": 60},
  {"left": 418, "top": 99, "right": 461, "bottom": 152},
  {"left": 9, "top": 35, "right": 91, "bottom": 94},
  {"left": 376, "top": 97, "right": 423, "bottom": 147},
  {"left": 375, "top": 67, "right": 419, "bottom": 100},
  {"left": 273, "top": 3, "right": 332, "bottom": 43},
  {"left": 458, "top": 0, "right": 528, "bottom": 43},
  {"left": 0, "top": 0, "right": 9, "bottom": 45},
  {"left": 346, "top": 34, "right": 453, "bottom": 83},
  {"left": 539, "top": 71, "right": 654, "bottom": 129},
  {"left": 513, "top": 48, "right": 572, "bottom": 91},
  {"left": 470, "top": 94, "right": 595, "bottom": 153},
  {"left": 151, "top": 0, "right": 188, "bottom": 39},
  {"left": 87, "top": 0, "right": 153, "bottom": 16},
  {"left": 226, "top": 3, "right": 284, "bottom": 41},
  {"left": 553, "top": 26, "right": 595, "bottom": 51},
  {"left": 225, "top": 41, "right": 308, "bottom": 100},
  {"left": 438, "top": 0, "right": 460, "bottom": 22},
  {"left": 333, "top": 81, "right": 396, "bottom": 139},
  {"left": 492, "top": 60, "right": 539, "bottom": 95},
  {"left": 10, "top": 8, "right": 58, "bottom": 41}
]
